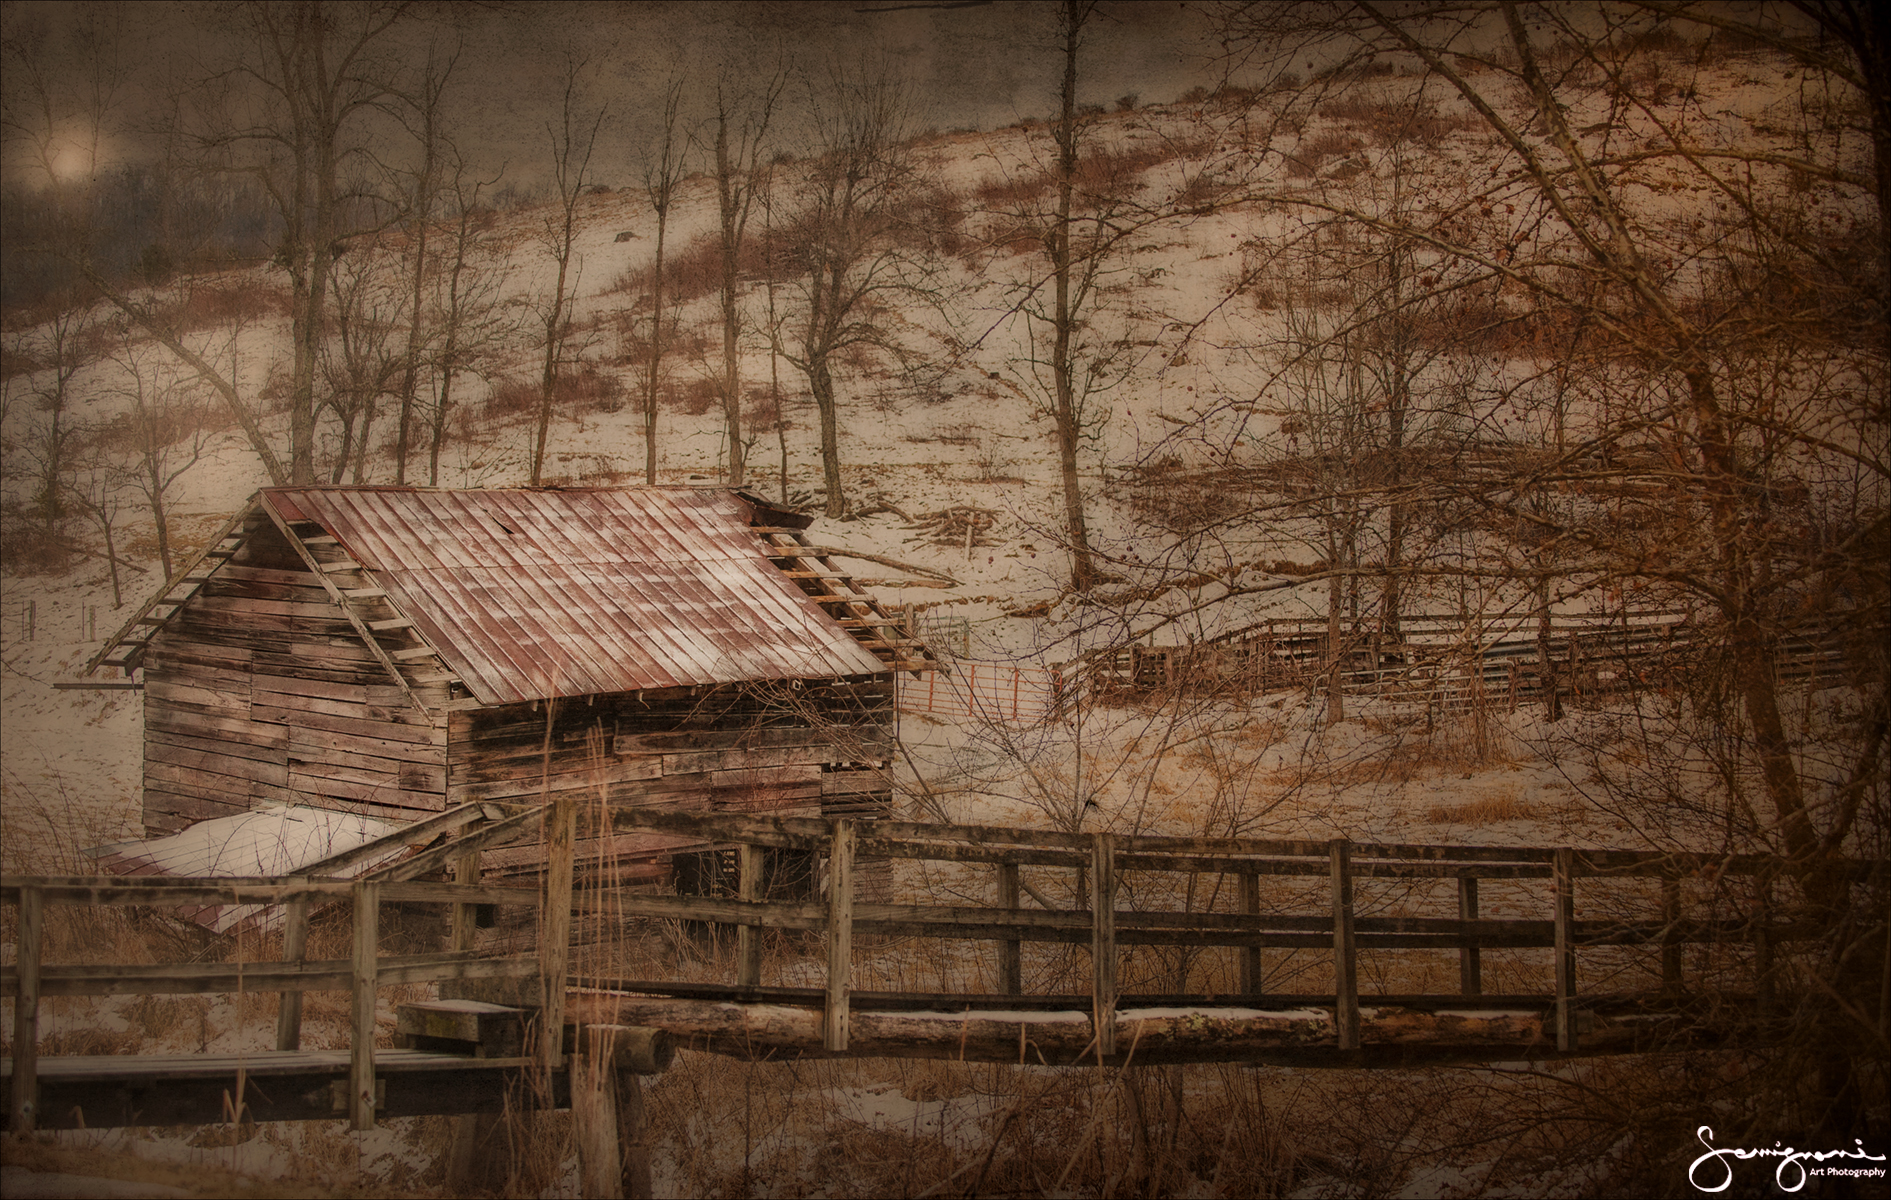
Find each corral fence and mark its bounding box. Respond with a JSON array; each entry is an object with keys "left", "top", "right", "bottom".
[{"left": 1082, "top": 609, "right": 1853, "bottom": 707}]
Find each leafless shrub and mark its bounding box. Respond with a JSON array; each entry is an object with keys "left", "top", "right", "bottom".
[
  {"left": 1317, "top": 96, "right": 1478, "bottom": 146},
  {"left": 1284, "top": 130, "right": 1365, "bottom": 178}
]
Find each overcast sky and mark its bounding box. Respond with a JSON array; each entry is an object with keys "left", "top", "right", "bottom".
[{"left": 3, "top": 1, "right": 1228, "bottom": 190}]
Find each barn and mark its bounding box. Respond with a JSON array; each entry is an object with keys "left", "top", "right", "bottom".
[{"left": 85, "top": 485, "right": 929, "bottom": 882}]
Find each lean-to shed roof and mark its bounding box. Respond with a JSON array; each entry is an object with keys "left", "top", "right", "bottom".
[
  {"left": 86, "top": 805, "right": 405, "bottom": 934},
  {"left": 261, "top": 487, "right": 891, "bottom": 705}
]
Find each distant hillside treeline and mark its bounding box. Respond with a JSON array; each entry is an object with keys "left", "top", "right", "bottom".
[{"left": 1, "top": 167, "right": 282, "bottom": 316}]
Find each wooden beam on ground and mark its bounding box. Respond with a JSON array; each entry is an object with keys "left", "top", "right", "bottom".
[{"left": 561, "top": 992, "right": 1736, "bottom": 1066}]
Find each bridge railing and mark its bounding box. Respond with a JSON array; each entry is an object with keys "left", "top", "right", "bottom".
[
  {"left": 589, "top": 809, "right": 1869, "bottom": 1059},
  {"left": 8, "top": 811, "right": 1873, "bottom": 1125},
  {"left": 0, "top": 865, "right": 564, "bottom": 1135},
  {"left": 2, "top": 795, "right": 593, "bottom": 1135}
]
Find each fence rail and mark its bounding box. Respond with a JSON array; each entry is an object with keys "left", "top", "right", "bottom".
[
  {"left": 581, "top": 809, "right": 1867, "bottom": 1060},
  {"left": 1081, "top": 611, "right": 1855, "bottom": 705},
  {"left": 6, "top": 808, "right": 1874, "bottom": 1130}
]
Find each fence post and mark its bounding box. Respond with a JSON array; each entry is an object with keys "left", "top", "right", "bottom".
[
  {"left": 824, "top": 820, "right": 856, "bottom": 1051},
  {"left": 10, "top": 885, "right": 43, "bottom": 1134},
  {"left": 1458, "top": 875, "right": 1482, "bottom": 997},
  {"left": 1240, "top": 871, "right": 1262, "bottom": 996},
  {"left": 542, "top": 793, "right": 577, "bottom": 1073},
  {"left": 997, "top": 862, "right": 1022, "bottom": 996},
  {"left": 1753, "top": 874, "right": 1774, "bottom": 1020},
  {"left": 276, "top": 887, "right": 310, "bottom": 1051},
  {"left": 1661, "top": 875, "right": 1683, "bottom": 995},
  {"left": 350, "top": 879, "right": 380, "bottom": 1131},
  {"left": 1554, "top": 848, "right": 1578, "bottom": 1052},
  {"left": 1330, "top": 841, "right": 1359, "bottom": 1051},
  {"left": 1091, "top": 833, "right": 1118, "bottom": 1059},
  {"left": 451, "top": 847, "right": 481, "bottom": 954},
  {"left": 737, "top": 843, "right": 764, "bottom": 988}
]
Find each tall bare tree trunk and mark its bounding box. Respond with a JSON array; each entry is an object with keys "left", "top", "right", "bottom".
[
  {"left": 717, "top": 115, "right": 745, "bottom": 486},
  {"left": 1051, "top": 0, "right": 1099, "bottom": 590},
  {"left": 642, "top": 81, "right": 685, "bottom": 486},
  {"left": 812, "top": 355, "right": 842, "bottom": 513},
  {"left": 394, "top": 52, "right": 452, "bottom": 485},
  {"left": 531, "top": 57, "right": 603, "bottom": 487},
  {"left": 712, "top": 82, "right": 778, "bottom": 489}
]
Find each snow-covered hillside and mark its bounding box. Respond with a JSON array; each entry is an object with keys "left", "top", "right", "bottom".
[{"left": 2, "top": 16, "right": 1884, "bottom": 1193}]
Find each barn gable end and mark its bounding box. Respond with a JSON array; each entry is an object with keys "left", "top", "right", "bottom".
[{"left": 141, "top": 512, "right": 449, "bottom": 835}]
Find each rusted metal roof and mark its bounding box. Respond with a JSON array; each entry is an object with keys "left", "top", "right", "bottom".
[{"left": 261, "top": 487, "right": 890, "bottom": 705}]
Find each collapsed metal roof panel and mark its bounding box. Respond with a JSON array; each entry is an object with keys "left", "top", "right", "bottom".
[{"left": 261, "top": 487, "right": 889, "bottom": 705}]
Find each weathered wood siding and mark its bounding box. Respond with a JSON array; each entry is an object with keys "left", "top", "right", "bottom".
[
  {"left": 141, "top": 520, "right": 449, "bottom": 835},
  {"left": 448, "top": 678, "right": 895, "bottom": 876}
]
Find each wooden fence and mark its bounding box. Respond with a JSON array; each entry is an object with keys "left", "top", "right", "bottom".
[
  {"left": 6, "top": 807, "right": 1874, "bottom": 1133},
  {"left": 1, "top": 874, "right": 556, "bottom": 1134},
  {"left": 576, "top": 809, "right": 1868, "bottom": 1063},
  {"left": 1084, "top": 611, "right": 1852, "bottom": 706},
  {"left": 2, "top": 794, "right": 585, "bottom": 1135}
]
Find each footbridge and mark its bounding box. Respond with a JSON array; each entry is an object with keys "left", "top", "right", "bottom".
[{"left": 4, "top": 806, "right": 1870, "bottom": 1192}]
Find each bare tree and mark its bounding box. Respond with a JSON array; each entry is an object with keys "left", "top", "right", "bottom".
[
  {"left": 15, "top": 305, "right": 97, "bottom": 530},
  {"left": 321, "top": 236, "right": 405, "bottom": 482},
  {"left": 100, "top": 342, "right": 219, "bottom": 579},
  {"left": 392, "top": 43, "right": 457, "bottom": 485},
  {"left": 985, "top": 2, "right": 1164, "bottom": 590},
  {"left": 210, "top": 1, "right": 413, "bottom": 485},
  {"left": 61, "top": 446, "right": 129, "bottom": 608},
  {"left": 1204, "top": 0, "right": 1887, "bottom": 1143},
  {"left": 707, "top": 68, "right": 784, "bottom": 487},
  {"left": 427, "top": 160, "right": 513, "bottom": 487},
  {"left": 1046, "top": 0, "right": 1104, "bottom": 590},
  {"left": 530, "top": 53, "right": 605, "bottom": 487},
  {"left": 775, "top": 61, "right": 922, "bottom": 519},
  {"left": 638, "top": 78, "right": 689, "bottom": 485}
]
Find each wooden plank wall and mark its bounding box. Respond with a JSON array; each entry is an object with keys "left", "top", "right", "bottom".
[
  {"left": 141, "top": 519, "right": 450, "bottom": 836},
  {"left": 448, "top": 679, "right": 896, "bottom": 878}
]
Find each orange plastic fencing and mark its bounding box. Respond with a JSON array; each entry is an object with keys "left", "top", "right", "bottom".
[{"left": 900, "top": 664, "right": 1064, "bottom": 724}]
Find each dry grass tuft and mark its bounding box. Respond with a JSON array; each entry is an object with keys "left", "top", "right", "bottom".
[{"left": 1426, "top": 791, "right": 1532, "bottom": 824}]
